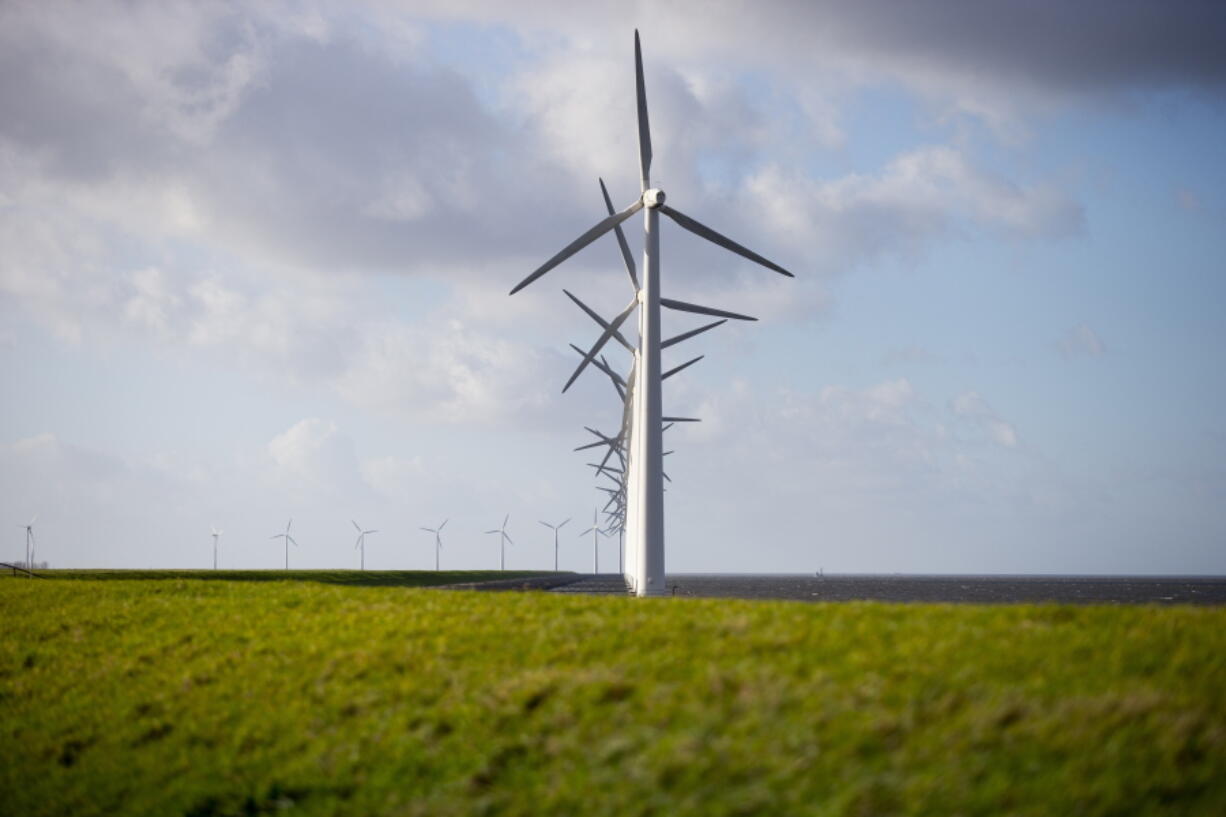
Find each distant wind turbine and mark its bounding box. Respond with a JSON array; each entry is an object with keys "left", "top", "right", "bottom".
[
  {"left": 21, "top": 515, "right": 36, "bottom": 571},
  {"left": 579, "top": 509, "right": 609, "bottom": 574},
  {"left": 420, "top": 519, "right": 448, "bottom": 571},
  {"left": 539, "top": 517, "right": 572, "bottom": 571},
  {"left": 352, "top": 520, "right": 377, "bottom": 570},
  {"left": 484, "top": 514, "right": 513, "bottom": 570},
  {"left": 211, "top": 526, "right": 223, "bottom": 570},
  {"left": 270, "top": 518, "right": 298, "bottom": 570}
]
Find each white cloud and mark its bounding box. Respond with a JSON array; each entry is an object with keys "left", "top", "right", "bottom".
[
  {"left": 951, "top": 391, "right": 1019, "bottom": 449},
  {"left": 1058, "top": 324, "right": 1106, "bottom": 359},
  {"left": 747, "top": 146, "right": 1082, "bottom": 275}
]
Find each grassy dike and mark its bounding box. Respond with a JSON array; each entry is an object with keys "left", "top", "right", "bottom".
[{"left": 1, "top": 577, "right": 1223, "bottom": 816}]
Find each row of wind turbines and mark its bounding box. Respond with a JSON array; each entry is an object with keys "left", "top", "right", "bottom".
[
  {"left": 204, "top": 512, "right": 615, "bottom": 572},
  {"left": 509, "top": 31, "right": 793, "bottom": 595}
]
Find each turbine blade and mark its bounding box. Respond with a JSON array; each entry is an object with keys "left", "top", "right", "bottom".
[
  {"left": 634, "top": 30, "right": 652, "bottom": 191},
  {"left": 286, "top": 518, "right": 293, "bottom": 532},
  {"left": 540, "top": 521, "right": 553, "bottom": 529},
  {"left": 663, "top": 355, "right": 704, "bottom": 381},
  {"left": 559, "top": 519, "right": 571, "bottom": 529},
  {"left": 352, "top": 520, "right": 362, "bottom": 533},
  {"left": 420, "top": 527, "right": 435, "bottom": 533},
  {"left": 658, "top": 204, "right": 793, "bottom": 277},
  {"left": 598, "top": 354, "right": 627, "bottom": 401},
  {"left": 563, "top": 290, "right": 634, "bottom": 352},
  {"left": 510, "top": 200, "right": 644, "bottom": 295},
  {"left": 562, "top": 297, "right": 639, "bottom": 393},
  {"left": 503, "top": 513, "right": 509, "bottom": 529},
  {"left": 439, "top": 519, "right": 448, "bottom": 530},
  {"left": 485, "top": 529, "right": 499, "bottom": 535},
  {"left": 504, "top": 533, "right": 514, "bottom": 545},
  {"left": 660, "top": 297, "right": 756, "bottom": 322},
  {"left": 600, "top": 177, "right": 639, "bottom": 290},
  {"left": 662, "top": 319, "right": 728, "bottom": 349}
]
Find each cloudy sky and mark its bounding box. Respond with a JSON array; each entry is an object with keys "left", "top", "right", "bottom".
[{"left": 3, "top": 1, "right": 1224, "bottom": 574}]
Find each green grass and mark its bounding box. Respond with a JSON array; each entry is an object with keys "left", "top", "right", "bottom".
[
  {"left": 19, "top": 569, "right": 553, "bottom": 587},
  {"left": 1, "top": 578, "right": 1223, "bottom": 816}
]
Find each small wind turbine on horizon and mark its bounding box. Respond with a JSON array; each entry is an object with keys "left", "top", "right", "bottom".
[
  {"left": 485, "top": 514, "right": 513, "bottom": 571},
  {"left": 211, "top": 526, "right": 223, "bottom": 570},
  {"left": 420, "top": 519, "right": 448, "bottom": 571},
  {"left": 21, "top": 515, "right": 36, "bottom": 571},
  {"left": 270, "top": 518, "right": 298, "bottom": 570},
  {"left": 352, "top": 520, "right": 377, "bottom": 570},
  {"left": 579, "top": 509, "right": 610, "bottom": 574},
  {"left": 539, "top": 517, "right": 571, "bottom": 571}
]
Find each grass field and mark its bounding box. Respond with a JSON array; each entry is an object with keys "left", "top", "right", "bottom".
[
  {"left": 2, "top": 576, "right": 1223, "bottom": 816},
  {"left": 14, "top": 569, "right": 552, "bottom": 587}
]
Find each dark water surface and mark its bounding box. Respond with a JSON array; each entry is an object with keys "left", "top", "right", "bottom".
[{"left": 658, "top": 574, "right": 1226, "bottom": 604}]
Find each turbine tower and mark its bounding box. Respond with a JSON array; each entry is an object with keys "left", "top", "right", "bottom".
[
  {"left": 484, "top": 514, "right": 513, "bottom": 571},
  {"left": 270, "top": 518, "right": 298, "bottom": 570},
  {"left": 21, "top": 516, "right": 36, "bottom": 571},
  {"left": 211, "top": 526, "right": 223, "bottom": 570},
  {"left": 352, "top": 520, "right": 377, "bottom": 570},
  {"left": 579, "top": 509, "right": 609, "bottom": 574},
  {"left": 539, "top": 517, "right": 571, "bottom": 571},
  {"left": 420, "top": 519, "right": 447, "bottom": 571},
  {"left": 510, "top": 31, "right": 794, "bottom": 595}
]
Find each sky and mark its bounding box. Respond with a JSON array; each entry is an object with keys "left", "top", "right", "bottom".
[{"left": 2, "top": 0, "right": 1225, "bottom": 574}]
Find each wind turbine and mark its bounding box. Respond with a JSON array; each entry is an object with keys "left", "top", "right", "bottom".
[
  {"left": 21, "top": 515, "right": 36, "bottom": 571},
  {"left": 539, "top": 517, "right": 571, "bottom": 571},
  {"left": 484, "top": 514, "right": 513, "bottom": 571},
  {"left": 352, "top": 520, "right": 377, "bottom": 570},
  {"left": 510, "top": 31, "right": 794, "bottom": 595},
  {"left": 420, "top": 519, "right": 447, "bottom": 571},
  {"left": 211, "top": 526, "right": 223, "bottom": 570},
  {"left": 579, "top": 509, "right": 609, "bottom": 574},
  {"left": 270, "top": 518, "right": 298, "bottom": 570}
]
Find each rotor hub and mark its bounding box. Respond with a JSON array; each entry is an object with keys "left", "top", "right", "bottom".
[{"left": 643, "top": 188, "right": 666, "bottom": 209}]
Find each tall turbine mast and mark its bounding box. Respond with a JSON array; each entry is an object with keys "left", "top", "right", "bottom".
[
  {"left": 270, "top": 518, "right": 298, "bottom": 570},
  {"left": 22, "top": 516, "right": 37, "bottom": 571},
  {"left": 509, "top": 31, "right": 794, "bottom": 596},
  {"left": 352, "top": 520, "right": 377, "bottom": 571},
  {"left": 540, "top": 518, "right": 571, "bottom": 571},
  {"left": 420, "top": 519, "right": 447, "bottom": 571},
  {"left": 484, "top": 515, "right": 513, "bottom": 571}
]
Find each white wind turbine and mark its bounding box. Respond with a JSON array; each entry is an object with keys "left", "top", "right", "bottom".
[
  {"left": 21, "top": 515, "right": 36, "bottom": 571},
  {"left": 420, "top": 519, "right": 447, "bottom": 571},
  {"left": 211, "top": 526, "right": 223, "bottom": 570},
  {"left": 539, "top": 517, "right": 571, "bottom": 571},
  {"left": 352, "top": 520, "right": 377, "bottom": 571},
  {"left": 270, "top": 518, "right": 298, "bottom": 570},
  {"left": 484, "top": 514, "right": 513, "bottom": 571},
  {"left": 579, "top": 509, "right": 610, "bottom": 574},
  {"left": 510, "top": 31, "right": 794, "bottom": 595}
]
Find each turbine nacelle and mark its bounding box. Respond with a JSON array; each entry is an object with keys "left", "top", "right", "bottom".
[{"left": 642, "top": 188, "right": 666, "bottom": 209}]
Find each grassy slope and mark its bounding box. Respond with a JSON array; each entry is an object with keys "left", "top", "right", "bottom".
[{"left": 0, "top": 579, "right": 1223, "bottom": 817}]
